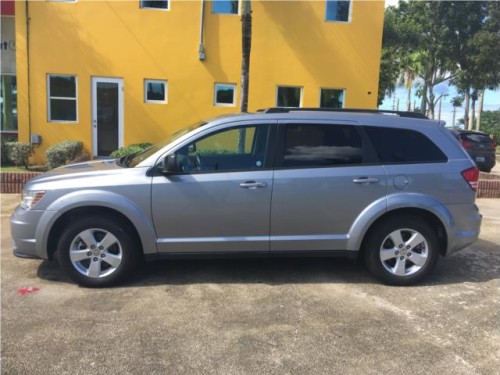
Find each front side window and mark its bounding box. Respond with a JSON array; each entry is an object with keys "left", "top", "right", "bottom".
[
  {"left": 140, "top": 0, "right": 169, "bottom": 10},
  {"left": 145, "top": 79, "right": 167, "bottom": 103},
  {"left": 47, "top": 74, "right": 77, "bottom": 122},
  {"left": 174, "top": 125, "right": 269, "bottom": 173},
  {"left": 364, "top": 127, "right": 448, "bottom": 164},
  {"left": 276, "top": 86, "right": 302, "bottom": 108},
  {"left": 214, "top": 83, "right": 236, "bottom": 106},
  {"left": 212, "top": 0, "right": 239, "bottom": 14},
  {"left": 279, "top": 124, "right": 364, "bottom": 168},
  {"left": 320, "top": 89, "right": 344, "bottom": 109},
  {"left": 325, "top": 0, "right": 351, "bottom": 22}
]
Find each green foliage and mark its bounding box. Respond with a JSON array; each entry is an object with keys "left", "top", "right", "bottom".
[
  {"left": 110, "top": 143, "right": 152, "bottom": 158},
  {"left": 478, "top": 110, "right": 500, "bottom": 143},
  {"left": 1, "top": 134, "right": 17, "bottom": 165},
  {"left": 46, "top": 140, "right": 84, "bottom": 169},
  {"left": 4, "top": 142, "right": 34, "bottom": 168},
  {"left": 379, "top": 1, "right": 500, "bottom": 117}
]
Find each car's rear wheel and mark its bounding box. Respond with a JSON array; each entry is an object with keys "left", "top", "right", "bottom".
[
  {"left": 56, "top": 215, "right": 140, "bottom": 287},
  {"left": 364, "top": 215, "right": 440, "bottom": 285}
]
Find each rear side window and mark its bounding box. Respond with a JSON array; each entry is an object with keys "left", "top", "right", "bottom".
[
  {"left": 364, "top": 126, "right": 447, "bottom": 164},
  {"left": 279, "top": 124, "right": 364, "bottom": 168}
]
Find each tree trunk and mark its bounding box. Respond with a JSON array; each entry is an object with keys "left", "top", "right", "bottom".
[
  {"left": 427, "top": 83, "right": 435, "bottom": 119},
  {"left": 238, "top": 0, "right": 252, "bottom": 152},
  {"left": 406, "top": 85, "right": 411, "bottom": 112},
  {"left": 452, "top": 106, "right": 456, "bottom": 128},
  {"left": 469, "top": 95, "right": 476, "bottom": 131},
  {"left": 463, "top": 88, "right": 470, "bottom": 129},
  {"left": 420, "top": 83, "right": 428, "bottom": 115},
  {"left": 476, "top": 89, "right": 484, "bottom": 131},
  {"left": 240, "top": 0, "right": 252, "bottom": 113}
]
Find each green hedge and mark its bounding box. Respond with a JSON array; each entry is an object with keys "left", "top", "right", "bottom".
[
  {"left": 46, "top": 140, "right": 84, "bottom": 169},
  {"left": 110, "top": 143, "right": 152, "bottom": 158},
  {"left": 1, "top": 135, "right": 17, "bottom": 165},
  {"left": 4, "top": 142, "right": 34, "bottom": 168}
]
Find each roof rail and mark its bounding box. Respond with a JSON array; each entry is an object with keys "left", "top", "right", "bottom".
[{"left": 257, "top": 107, "right": 429, "bottom": 119}]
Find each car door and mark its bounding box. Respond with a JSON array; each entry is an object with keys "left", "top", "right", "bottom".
[
  {"left": 151, "top": 121, "right": 275, "bottom": 254},
  {"left": 270, "top": 120, "right": 387, "bottom": 252}
]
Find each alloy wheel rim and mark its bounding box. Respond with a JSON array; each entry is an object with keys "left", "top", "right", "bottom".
[
  {"left": 69, "top": 228, "right": 123, "bottom": 278},
  {"left": 379, "top": 228, "right": 429, "bottom": 277}
]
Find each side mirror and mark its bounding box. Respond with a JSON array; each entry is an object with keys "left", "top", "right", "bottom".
[{"left": 160, "top": 154, "right": 179, "bottom": 174}]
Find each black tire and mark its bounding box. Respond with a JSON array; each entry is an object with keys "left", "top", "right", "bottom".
[
  {"left": 56, "top": 215, "right": 140, "bottom": 287},
  {"left": 363, "top": 215, "right": 440, "bottom": 286}
]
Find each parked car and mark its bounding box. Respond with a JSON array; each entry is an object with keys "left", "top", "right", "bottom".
[
  {"left": 449, "top": 129, "right": 496, "bottom": 172},
  {"left": 11, "top": 109, "right": 482, "bottom": 287}
]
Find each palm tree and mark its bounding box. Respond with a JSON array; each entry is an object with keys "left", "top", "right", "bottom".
[{"left": 238, "top": 0, "right": 252, "bottom": 152}]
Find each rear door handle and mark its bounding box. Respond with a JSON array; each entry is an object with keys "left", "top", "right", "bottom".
[
  {"left": 352, "top": 177, "right": 379, "bottom": 184},
  {"left": 239, "top": 181, "right": 267, "bottom": 189}
]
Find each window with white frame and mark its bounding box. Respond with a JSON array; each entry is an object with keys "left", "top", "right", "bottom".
[
  {"left": 320, "top": 88, "right": 344, "bottom": 108},
  {"left": 145, "top": 79, "right": 167, "bottom": 103},
  {"left": 214, "top": 83, "right": 236, "bottom": 106},
  {"left": 276, "top": 86, "right": 302, "bottom": 108},
  {"left": 140, "top": 0, "right": 169, "bottom": 10},
  {"left": 325, "top": 0, "right": 351, "bottom": 22},
  {"left": 212, "top": 0, "right": 239, "bottom": 14},
  {"left": 47, "top": 74, "right": 77, "bottom": 122}
]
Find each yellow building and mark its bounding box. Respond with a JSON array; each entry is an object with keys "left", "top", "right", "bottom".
[{"left": 15, "top": 0, "right": 384, "bottom": 162}]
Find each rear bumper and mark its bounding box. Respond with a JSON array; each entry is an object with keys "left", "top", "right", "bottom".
[{"left": 446, "top": 203, "right": 482, "bottom": 255}]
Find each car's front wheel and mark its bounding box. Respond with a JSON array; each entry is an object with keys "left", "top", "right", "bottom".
[
  {"left": 56, "top": 215, "right": 140, "bottom": 287},
  {"left": 363, "top": 215, "right": 440, "bottom": 285}
]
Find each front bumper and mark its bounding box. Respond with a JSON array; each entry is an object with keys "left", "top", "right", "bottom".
[{"left": 10, "top": 205, "right": 45, "bottom": 260}]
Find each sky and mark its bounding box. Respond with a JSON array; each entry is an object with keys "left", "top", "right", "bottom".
[{"left": 380, "top": 0, "right": 500, "bottom": 127}]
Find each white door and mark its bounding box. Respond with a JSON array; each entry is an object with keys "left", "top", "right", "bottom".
[{"left": 92, "top": 77, "right": 124, "bottom": 157}]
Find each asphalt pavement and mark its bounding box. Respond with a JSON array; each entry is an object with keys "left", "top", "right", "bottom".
[{"left": 1, "top": 194, "right": 499, "bottom": 375}]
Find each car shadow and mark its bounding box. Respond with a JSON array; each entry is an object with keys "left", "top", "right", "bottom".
[{"left": 36, "top": 239, "right": 500, "bottom": 288}]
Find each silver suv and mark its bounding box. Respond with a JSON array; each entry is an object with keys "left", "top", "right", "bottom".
[{"left": 11, "top": 109, "right": 482, "bottom": 287}]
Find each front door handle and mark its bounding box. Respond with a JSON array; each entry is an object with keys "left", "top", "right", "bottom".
[
  {"left": 353, "top": 177, "right": 379, "bottom": 184},
  {"left": 239, "top": 181, "right": 267, "bottom": 189}
]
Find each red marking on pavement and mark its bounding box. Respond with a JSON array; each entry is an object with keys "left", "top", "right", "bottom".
[{"left": 18, "top": 287, "right": 40, "bottom": 296}]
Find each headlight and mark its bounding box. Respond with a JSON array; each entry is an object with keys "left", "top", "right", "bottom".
[{"left": 21, "top": 190, "right": 46, "bottom": 210}]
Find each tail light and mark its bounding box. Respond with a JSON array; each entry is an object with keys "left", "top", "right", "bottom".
[
  {"left": 492, "top": 141, "right": 497, "bottom": 150},
  {"left": 460, "top": 140, "right": 473, "bottom": 149},
  {"left": 461, "top": 166, "right": 479, "bottom": 192}
]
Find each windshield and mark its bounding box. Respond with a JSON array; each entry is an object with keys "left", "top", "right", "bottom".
[{"left": 125, "top": 121, "right": 207, "bottom": 167}]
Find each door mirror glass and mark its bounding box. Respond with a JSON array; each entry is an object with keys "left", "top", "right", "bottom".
[{"left": 160, "top": 154, "right": 179, "bottom": 174}]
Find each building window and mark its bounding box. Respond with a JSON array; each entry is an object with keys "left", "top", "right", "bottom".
[
  {"left": 145, "top": 79, "right": 167, "bottom": 104},
  {"left": 140, "top": 0, "right": 169, "bottom": 10},
  {"left": 276, "top": 86, "right": 302, "bottom": 108},
  {"left": 320, "top": 89, "right": 344, "bottom": 108},
  {"left": 325, "top": 0, "right": 351, "bottom": 22},
  {"left": 0, "top": 75, "right": 17, "bottom": 132},
  {"left": 47, "top": 74, "right": 77, "bottom": 122},
  {"left": 212, "top": 0, "right": 239, "bottom": 14},
  {"left": 214, "top": 83, "right": 236, "bottom": 106}
]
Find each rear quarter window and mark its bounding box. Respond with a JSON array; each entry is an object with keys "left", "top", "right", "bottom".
[{"left": 364, "top": 126, "right": 447, "bottom": 164}]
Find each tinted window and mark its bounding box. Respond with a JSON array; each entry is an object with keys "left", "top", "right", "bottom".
[
  {"left": 461, "top": 133, "right": 493, "bottom": 143},
  {"left": 175, "top": 125, "right": 269, "bottom": 173},
  {"left": 364, "top": 127, "right": 447, "bottom": 164},
  {"left": 280, "top": 124, "right": 364, "bottom": 168}
]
